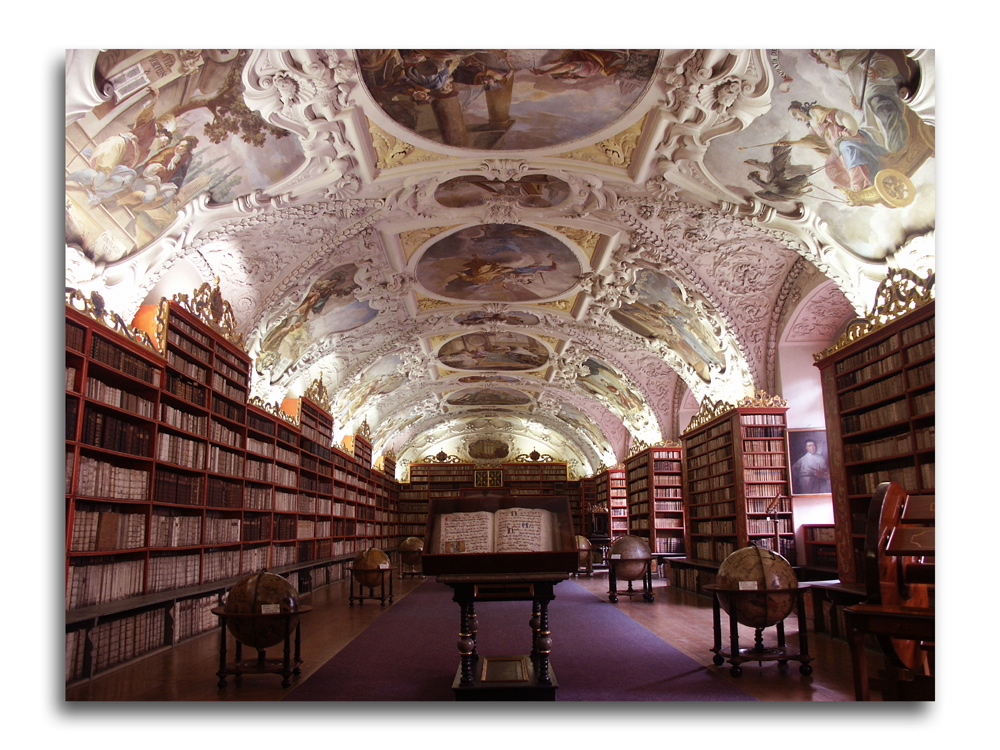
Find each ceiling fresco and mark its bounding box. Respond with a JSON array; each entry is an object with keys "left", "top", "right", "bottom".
[{"left": 64, "top": 49, "right": 936, "bottom": 479}]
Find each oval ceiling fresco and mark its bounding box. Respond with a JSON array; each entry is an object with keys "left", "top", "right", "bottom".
[
  {"left": 434, "top": 174, "right": 570, "bottom": 208},
  {"left": 446, "top": 387, "right": 533, "bottom": 407},
  {"left": 437, "top": 331, "right": 549, "bottom": 371},
  {"left": 357, "top": 49, "right": 659, "bottom": 150},
  {"left": 416, "top": 223, "right": 582, "bottom": 302}
]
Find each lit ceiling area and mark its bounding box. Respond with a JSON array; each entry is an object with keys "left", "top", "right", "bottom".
[{"left": 64, "top": 49, "right": 936, "bottom": 480}]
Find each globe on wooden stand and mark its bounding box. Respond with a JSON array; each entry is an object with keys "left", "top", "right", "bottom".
[
  {"left": 709, "top": 544, "right": 812, "bottom": 676},
  {"left": 398, "top": 536, "right": 425, "bottom": 577},
  {"left": 607, "top": 535, "right": 654, "bottom": 602},
  {"left": 223, "top": 570, "right": 300, "bottom": 649},
  {"left": 349, "top": 547, "right": 394, "bottom": 606},
  {"left": 716, "top": 545, "right": 797, "bottom": 628}
]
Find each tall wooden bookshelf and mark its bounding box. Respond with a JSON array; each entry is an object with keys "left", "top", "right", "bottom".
[
  {"left": 65, "top": 289, "right": 396, "bottom": 684},
  {"left": 670, "top": 394, "right": 793, "bottom": 594},
  {"left": 594, "top": 465, "right": 628, "bottom": 539},
  {"left": 814, "top": 271, "right": 935, "bottom": 585},
  {"left": 625, "top": 443, "right": 685, "bottom": 555}
]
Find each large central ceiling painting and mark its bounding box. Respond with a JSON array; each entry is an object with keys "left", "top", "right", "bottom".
[{"left": 358, "top": 49, "right": 659, "bottom": 150}]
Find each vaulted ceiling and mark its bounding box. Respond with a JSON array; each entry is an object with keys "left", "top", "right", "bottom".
[{"left": 64, "top": 49, "right": 936, "bottom": 479}]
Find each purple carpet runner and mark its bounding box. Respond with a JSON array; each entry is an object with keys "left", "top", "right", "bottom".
[{"left": 284, "top": 579, "right": 756, "bottom": 701}]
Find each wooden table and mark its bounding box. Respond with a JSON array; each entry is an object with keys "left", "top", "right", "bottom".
[
  {"left": 437, "top": 572, "right": 569, "bottom": 700},
  {"left": 704, "top": 584, "right": 813, "bottom": 678},
  {"left": 211, "top": 605, "right": 313, "bottom": 688},
  {"left": 843, "top": 602, "right": 935, "bottom": 700}
]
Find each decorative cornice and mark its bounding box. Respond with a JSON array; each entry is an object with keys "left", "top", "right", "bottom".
[
  {"left": 420, "top": 450, "right": 464, "bottom": 463},
  {"left": 814, "top": 269, "right": 935, "bottom": 361},
  {"left": 736, "top": 390, "right": 788, "bottom": 409},
  {"left": 684, "top": 389, "right": 787, "bottom": 433},
  {"left": 248, "top": 396, "right": 300, "bottom": 426},
  {"left": 66, "top": 288, "right": 163, "bottom": 355},
  {"left": 170, "top": 279, "right": 246, "bottom": 349},
  {"left": 513, "top": 450, "right": 555, "bottom": 463},
  {"left": 303, "top": 377, "right": 332, "bottom": 413}
]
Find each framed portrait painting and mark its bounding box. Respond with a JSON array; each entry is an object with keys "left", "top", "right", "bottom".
[{"left": 788, "top": 429, "right": 832, "bottom": 496}]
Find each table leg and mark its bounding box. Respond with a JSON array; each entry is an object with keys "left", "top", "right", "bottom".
[
  {"left": 458, "top": 600, "right": 476, "bottom": 686},
  {"left": 535, "top": 597, "right": 553, "bottom": 686},
  {"left": 216, "top": 615, "right": 228, "bottom": 688},
  {"left": 796, "top": 592, "right": 813, "bottom": 675},
  {"left": 608, "top": 565, "right": 618, "bottom": 603},
  {"left": 293, "top": 620, "right": 303, "bottom": 676},
  {"left": 845, "top": 610, "right": 871, "bottom": 701},
  {"left": 281, "top": 616, "right": 292, "bottom": 687}
]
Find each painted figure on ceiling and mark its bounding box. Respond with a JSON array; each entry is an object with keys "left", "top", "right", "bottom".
[{"left": 782, "top": 101, "right": 887, "bottom": 192}]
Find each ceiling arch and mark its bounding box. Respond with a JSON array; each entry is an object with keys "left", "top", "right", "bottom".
[{"left": 65, "top": 48, "right": 936, "bottom": 479}]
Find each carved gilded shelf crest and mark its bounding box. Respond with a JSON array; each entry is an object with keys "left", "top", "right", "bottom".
[
  {"left": 513, "top": 449, "right": 555, "bottom": 462},
  {"left": 303, "top": 377, "right": 332, "bottom": 413},
  {"left": 357, "top": 418, "right": 372, "bottom": 441},
  {"left": 66, "top": 288, "right": 163, "bottom": 354},
  {"left": 170, "top": 279, "right": 245, "bottom": 349},
  {"left": 248, "top": 396, "right": 300, "bottom": 425},
  {"left": 814, "top": 269, "right": 935, "bottom": 361}
]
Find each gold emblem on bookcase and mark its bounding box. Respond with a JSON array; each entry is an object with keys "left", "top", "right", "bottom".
[
  {"left": 357, "top": 418, "right": 372, "bottom": 441},
  {"left": 248, "top": 396, "right": 300, "bottom": 425},
  {"left": 421, "top": 450, "right": 463, "bottom": 463},
  {"left": 627, "top": 439, "right": 650, "bottom": 458},
  {"left": 65, "top": 288, "right": 161, "bottom": 353},
  {"left": 737, "top": 390, "right": 788, "bottom": 409},
  {"left": 170, "top": 279, "right": 245, "bottom": 349},
  {"left": 814, "top": 269, "right": 935, "bottom": 361},
  {"left": 513, "top": 449, "right": 555, "bottom": 462},
  {"left": 685, "top": 391, "right": 786, "bottom": 433},
  {"left": 303, "top": 377, "right": 332, "bottom": 412}
]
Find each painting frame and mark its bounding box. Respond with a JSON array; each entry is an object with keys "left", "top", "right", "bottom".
[{"left": 787, "top": 428, "right": 832, "bottom": 496}]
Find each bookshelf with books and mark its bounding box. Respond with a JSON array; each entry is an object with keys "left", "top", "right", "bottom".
[
  {"left": 594, "top": 465, "right": 628, "bottom": 539},
  {"left": 625, "top": 443, "right": 686, "bottom": 556},
  {"left": 65, "top": 290, "right": 399, "bottom": 683},
  {"left": 669, "top": 394, "right": 793, "bottom": 595},
  {"left": 813, "top": 272, "right": 935, "bottom": 585},
  {"left": 501, "top": 459, "right": 569, "bottom": 497},
  {"left": 801, "top": 524, "right": 838, "bottom": 574}
]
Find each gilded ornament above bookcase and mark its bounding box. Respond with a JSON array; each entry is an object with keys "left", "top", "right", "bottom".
[
  {"left": 248, "top": 396, "right": 300, "bottom": 425},
  {"left": 170, "top": 279, "right": 245, "bottom": 349},
  {"left": 513, "top": 449, "right": 555, "bottom": 462},
  {"left": 303, "top": 377, "right": 332, "bottom": 413},
  {"left": 814, "top": 269, "right": 935, "bottom": 361},
  {"left": 65, "top": 288, "right": 161, "bottom": 353},
  {"left": 683, "top": 391, "right": 787, "bottom": 433}
]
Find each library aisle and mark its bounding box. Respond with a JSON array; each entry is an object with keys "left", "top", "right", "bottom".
[{"left": 66, "top": 572, "right": 871, "bottom": 702}]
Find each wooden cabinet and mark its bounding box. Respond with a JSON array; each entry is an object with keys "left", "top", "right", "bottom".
[
  {"left": 624, "top": 444, "right": 685, "bottom": 555},
  {"left": 680, "top": 399, "right": 794, "bottom": 566},
  {"left": 814, "top": 273, "right": 935, "bottom": 584},
  {"left": 65, "top": 292, "right": 397, "bottom": 683}
]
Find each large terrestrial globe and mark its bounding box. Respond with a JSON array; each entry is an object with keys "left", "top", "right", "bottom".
[
  {"left": 608, "top": 535, "right": 651, "bottom": 580},
  {"left": 398, "top": 537, "right": 424, "bottom": 566},
  {"left": 716, "top": 546, "right": 798, "bottom": 629},
  {"left": 223, "top": 570, "right": 300, "bottom": 649},
  {"left": 352, "top": 547, "right": 390, "bottom": 587}
]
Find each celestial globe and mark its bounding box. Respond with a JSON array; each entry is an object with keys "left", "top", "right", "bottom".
[
  {"left": 575, "top": 535, "right": 592, "bottom": 568},
  {"left": 608, "top": 535, "right": 651, "bottom": 581},
  {"left": 716, "top": 545, "right": 798, "bottom": 629},
  {"left": 352, "top": 547, "right": 390, "bottom": 587},
  {"left": 223, "top": 570, "right": 300, "bottom": 649},
  {"left": 398, "top": 536, "right": 424, "bottom": 566}
]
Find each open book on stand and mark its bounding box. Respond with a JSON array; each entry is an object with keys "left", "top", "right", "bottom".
[{"left": 437, "top": 507, "right": 557, "bottom": 554}]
